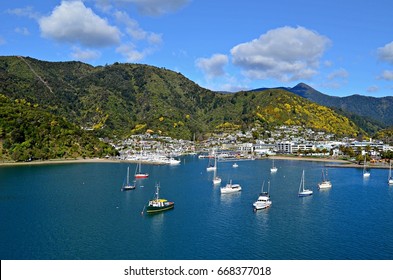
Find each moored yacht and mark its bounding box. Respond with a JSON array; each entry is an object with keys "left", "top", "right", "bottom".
[
  {"left": 270, "top": 159, "right": 277, "bottom": 173},
  {"left": 220, "top": 180, "right": 242, "bottom": 194},
  {"left": 318, "top": 169, "right": 332, "bottom": 189},
  {"left": 298, "top": 170, "right": 313, "bottom": 197},
  {"left": 253, "top": 181, "right": 272, "bottom": 210},
  {"left": 363, "top": 155, "right": 370, "bottom": 178}
]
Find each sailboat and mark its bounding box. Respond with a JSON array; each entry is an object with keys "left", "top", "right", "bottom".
[
  {"left": 145, "top": 183, "right": 174, "bottom": 214},
  {"left": 270, "top": 159, "right": 277, "bottom": 173},
  {"left": 363, "top": 155, "right": 370, "bottom": 178},
  {"left": 206, "top": 156, "right": 216, "bottom": 171},
  {"left": 388, "top": 161, "right": 393, "bottom": 185},
  {"left": 318, "top": 169, "right": 332, "bottom": 189},
  {"left": 135, "top": 161, "right": 149, "bottom": 179},
  {"left": 121, "top": 166, "right": 136, "bottom": 191},
  {"left": 298, "top": 170, "right": 313, "bottom": 197},
  {"left": 253, "top": 181, "right": 272, "bottom": 210},
  {"left": 212, "top": 157, "right": 221, "bottom": 185}
]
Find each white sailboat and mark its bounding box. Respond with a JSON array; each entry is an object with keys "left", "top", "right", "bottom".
[
  {"left": 212, "top": 157, "right": 221, "bottom": 185},
  {"left": 363, "top": 155, "right": 370, "bottom": 178},
  {"left": 253, "top": 181, "right": 272, "bottom": 210},
  {"left": 388, "top": 161, "right": 393, "bottom": 185},
  {"left": 298, "top": 170, "right": 313, "bottom": 197},
  {"left": 206, "top": 156, "right": 216, "bottom": 171},
  {"left": 121, "top": 166, "right": 136, "bottom": 191},
  {"left": 318, "top": 169, "right": 332, "bottom": 189},
  {"left": 270, "top": 159, "right": 277, "bottom": 173}
]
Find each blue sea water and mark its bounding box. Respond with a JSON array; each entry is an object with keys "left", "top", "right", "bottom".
[{"left": 1, "top": 157, "right": 393, "bottom": 260}]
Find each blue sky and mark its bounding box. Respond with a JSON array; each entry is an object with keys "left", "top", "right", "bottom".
[{"left": 1, "top": 0, "right": 393, "bottom": 97}]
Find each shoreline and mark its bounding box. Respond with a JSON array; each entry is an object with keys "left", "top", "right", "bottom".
[
  {"left": 269, "top": 155, "right": 349, "bottom": 164},
  {"left": 0, "top": 158, "right": 120, "bottom": 167},
  {"left": 0, "top": 155, "right": 390, "bottom": 169},
  {"left": 270, "top": 155, "right": 390, "bottom": 169}
]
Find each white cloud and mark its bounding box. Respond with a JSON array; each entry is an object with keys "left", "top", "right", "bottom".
[
  {"left": 377, "top": 41, "right": 393, "bottom": 64},
  {"left": 7, "top": 6, "right": 40, "bottom": 20},
  {"left": 321, "top": 68, "right": 349, "bottom": 89},
  {"left": 15, "top": 27, "right": 30, "bottom": 36},
  {"left": 379, "top": 70, "right": 393, "bottom": 81},
  {"left": 114, "top": 10, "right": 162, "bottom": 44},
  {"left": 39, "top": 1, "right": 121, "bottom": 47},
  {"left": 0, "top": 36, "right": 5, "bottom": 45},
  {"left": 147, "top": 33, "right": 163, "bottom": 45},
  {"left": 195, "top": 54, "right": 229, "bottom": 79},
  {"left": 367, "top": 85, "right": 379, "bottom": 93},
  {"left": 114, "top": 10, "right": 162, "bottom": 62},
  {"left": 112, "top": 0, "right": 190, "bottom": 16},
  {"left": 70, "top": 47, "right": 101, "bottom": 61},
  {"left": 327, "top": 68, "right": 349, "bottom": 81},
  {"left": 116, "top": 43, "right": 157, "bottom": 62},
  {"left": 94, "top": 0, "right": 113, "bottom": 13},
  {"left": 230, "top": 26, "right": 331, "bottom": 82}
]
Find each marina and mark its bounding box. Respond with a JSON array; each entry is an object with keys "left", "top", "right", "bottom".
[{"left": 1, "top": 156, "right": 393, "bottom": 259}]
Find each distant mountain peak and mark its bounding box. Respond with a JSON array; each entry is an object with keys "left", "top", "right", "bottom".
[{"left": 293, "top": 82, "right": 313, "bottom": 90}]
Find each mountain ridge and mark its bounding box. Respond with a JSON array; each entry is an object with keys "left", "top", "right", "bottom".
[
  {"left": 252, "top": 82, "right": 393, "bottom": 134},
  {"left": 287, "top": 83, "right": 393, "bottom": 127},
  {"left": 0, "top": 56, "right": 368, "bottom": 141}
]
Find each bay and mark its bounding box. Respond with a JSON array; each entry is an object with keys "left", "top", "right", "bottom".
[{"left": 1, "top": 157, "right": 393, "bottom": 260}]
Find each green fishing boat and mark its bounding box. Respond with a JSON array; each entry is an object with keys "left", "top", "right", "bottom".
[{"left": 145, "top": 183, "right": 174, "bottom": 213}]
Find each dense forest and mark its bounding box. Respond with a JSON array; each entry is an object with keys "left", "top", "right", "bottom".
[{"left": 0, "top": 94, "right": 117, "bottom": 162}]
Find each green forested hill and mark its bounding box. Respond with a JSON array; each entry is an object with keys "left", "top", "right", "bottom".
[
  {"left": 374, "top": 127, "right": 393, "bottom": 145},
  {"left": 220, "top": 89, "right": 362, "bottom": 136},
  {"left": 0, "top": 94, "right": 117, "bottom": 161},
  {"left": 0, "top": 56, "right": 364, "bottom": 142}
]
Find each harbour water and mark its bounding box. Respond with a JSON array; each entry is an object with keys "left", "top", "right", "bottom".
[{"left": 1, "top": 157, "right": 393, "bottom": 260}]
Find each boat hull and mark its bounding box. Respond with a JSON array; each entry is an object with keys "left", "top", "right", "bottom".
[
  {"left": 146, "top": 202, "right": 174, "bottom": 213},
  {"left": 213, "top": 178, "right": 222, "bottom": 185},
  {"left": 253, "top": 201, "right": 272, "bottom": 210},
  {"left": 122, "top": 185, "right": 136, "bottom": 191},
  {"left": 220, "top": 186, "right": 241, "bottom": 194},
  {"left": 220, "top": 181, "right": 241, "bottom": 194},
  {"left": 298, "top": 190, "right": 313, "bottom": 197},
  {"left": 135, "top": 174, "right": 149, "bottom": 179},
  {"left": 318, "top": 181, "right": 332, "bottom": 189}
]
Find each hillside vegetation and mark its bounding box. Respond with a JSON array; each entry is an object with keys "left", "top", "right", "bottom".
[
  {"left": 237, "top": 90, "right": 361, "bottom": 136},
  {"left": 0, "top": 94, "right": 117, "bottom": 161},
  {"left": 0, "top": 56, "right": 365, "bottom": 144},
  {"left": 374, "top": 127, "right": 393, "bottom": 145}
]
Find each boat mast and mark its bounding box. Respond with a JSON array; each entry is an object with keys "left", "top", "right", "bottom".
[
  {"left": 155, "top": 183, "right": 160, "bottom": 201},
  {"left": 267, "top": 180, "right": 270, "bottom": 194},
  {"left": 299, "top": 170, "right": 305, "bottom": 192}
]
